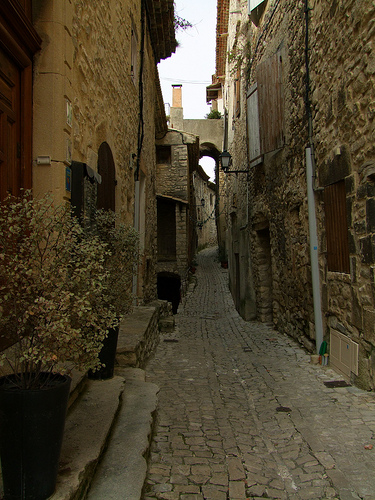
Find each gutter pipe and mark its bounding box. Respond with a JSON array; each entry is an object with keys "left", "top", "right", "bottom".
[
  {"left": 304, "top": 0, "right": 324, "bottom": 353},
  {"left": 306, "top": 148, "right": 324, "bottom": 353}
]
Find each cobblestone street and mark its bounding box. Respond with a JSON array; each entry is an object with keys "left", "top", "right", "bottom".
[{"left": 143, "top": 247, "right": 375, "bottom": 500}]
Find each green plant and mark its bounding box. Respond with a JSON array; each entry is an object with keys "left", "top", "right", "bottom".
[
  {"left": 0, "top": 192, "right": 117, "bottom": 389},
  {"left": 91, "top": 209, "right": 139, "bottom": 319},
  {"left": 205, "top": 110, "right": 222, "bottom": 119}
]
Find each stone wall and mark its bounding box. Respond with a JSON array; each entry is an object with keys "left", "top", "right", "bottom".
[
  {"left": 193, "top": 173, "right": 217, "bottom": 249},
  {"left": 223, "top": 0, "right": 375, "bottom": 388},
  {"left": 310, "top": 0, "right": 375, "bottom": 388},
  {"left": 33, "top": 0, "right": 161, "bottom": 304},
  {"left": 156, "top": 143, "right": 189, "bottom": 202},
  {"left": 156, "top": 131, "right": 200, "bottom": 298}
]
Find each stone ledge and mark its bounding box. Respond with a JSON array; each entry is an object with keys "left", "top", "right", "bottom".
[
  {"left": 51, "top": 376, "right": 125, "bottom": 500},
  {"left": 116, "top": 301, "right": 174, "bottom": 368}
]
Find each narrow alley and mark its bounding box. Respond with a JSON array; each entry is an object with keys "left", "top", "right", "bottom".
[{"left": 143, "top": 247, "right": 375, "bottom": 500}]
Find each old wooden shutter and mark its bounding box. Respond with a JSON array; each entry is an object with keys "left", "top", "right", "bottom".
[
  {"left": 257, "top": 50, "right": 284, "bottom": 155},
  {"left": 246, "top": 83, "right": 262, "bottom": 165},
  {"left": 324, "top": 181, "right": 350, "bottom": 273}
]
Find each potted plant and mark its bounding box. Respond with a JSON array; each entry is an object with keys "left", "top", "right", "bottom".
[
  {"left": 87, "top": 209, "right": 139, "bottom": 380},
  {"left": 0, "top": 192, "right": 116, "bottom": 500}
]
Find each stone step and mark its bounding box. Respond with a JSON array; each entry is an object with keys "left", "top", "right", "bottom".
[
  {"left": 86, "top": 368, "right": 159, "bottom": 500},
  {"left": 51, "top": 376, "right": 125, "bottom": 500}
]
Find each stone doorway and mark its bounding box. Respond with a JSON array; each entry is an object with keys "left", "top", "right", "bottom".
[
  {"left": 157, "top": 273, "right": 181, "bottom": 314},
  {"left": 255, "top": 227, "right": 273, "bottom": 323}
]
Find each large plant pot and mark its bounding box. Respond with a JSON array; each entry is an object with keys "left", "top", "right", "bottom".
[
  {"left": 0, "top": 373, "right": 71, "bottom": 500},
  {"left": 88, "top": 326, "right": 119, "bottom": 380}
]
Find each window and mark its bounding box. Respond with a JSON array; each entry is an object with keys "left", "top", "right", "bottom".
[
  {"left": 324, "top": 181, "right": 350, "bottom": 273},
  {"left": 156, "top": 146, "right": 171, "bottom": 164},
  {"left": 248, "top": 0, "right": 268, "bottom": 26}
]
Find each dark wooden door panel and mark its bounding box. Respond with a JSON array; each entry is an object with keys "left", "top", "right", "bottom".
[{"left": 0, "top": 48, "right": 20, "bottom": 200}]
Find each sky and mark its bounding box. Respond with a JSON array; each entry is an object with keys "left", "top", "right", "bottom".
[{"left": 158, "top": 0, "right": 217, "bottom": 179}]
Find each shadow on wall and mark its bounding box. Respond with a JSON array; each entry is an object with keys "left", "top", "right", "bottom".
[{"left": 157, "top": 273, "right": 181, "bottom": 314}]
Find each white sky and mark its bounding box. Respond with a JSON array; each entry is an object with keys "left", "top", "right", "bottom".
[{"left": 158, "top": 0, "right": 217, "bottom": 180}]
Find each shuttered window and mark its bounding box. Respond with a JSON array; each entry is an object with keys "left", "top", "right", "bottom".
[
  {"left": 256, "top": 50, "right": 284, "bottom": 155},
  {"left": 246, "top": 83, "right": 262, "bottom": 165},
  {"left": 324, "top": 181, "right": 350, "bottom": 273}
]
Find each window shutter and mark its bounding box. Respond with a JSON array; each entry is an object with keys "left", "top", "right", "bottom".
[
  {"left": 324, "top": 181, "right": 350, "bottom": 273},
  {"left": 246, "top": 83, "right": 262, "bottom": 165},
  {"left": 257, "top": 50, "right": 284, "bottom": 155}
]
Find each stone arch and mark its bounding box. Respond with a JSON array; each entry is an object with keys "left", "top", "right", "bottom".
[
  {"left": 200, "top": 142, "right": 220, "bottom": 163},
  {"left": 97, "top": 142, "right": 116, "bottom": 211}
]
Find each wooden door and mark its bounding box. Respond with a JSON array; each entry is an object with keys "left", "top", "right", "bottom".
[{"left": 0, "top": 49, "right": 21, "bottom": 200}]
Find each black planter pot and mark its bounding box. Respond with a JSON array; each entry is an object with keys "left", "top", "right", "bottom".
[
  {"left": 0, "top": 373, "right": 71, "bottom": 500},
  {"left": 88, "top": 326, "right": 119, "bottom": 380}
]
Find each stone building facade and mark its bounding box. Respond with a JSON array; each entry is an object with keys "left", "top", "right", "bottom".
[
  {"left": 155, "top": 130, "right": 200, "bottom": 313},
  {"left": 212, "top": 0, "right": 375, "bottom": 389},
  {"left": 0, "top": 0, "right": 176, "bottom": 304},
  {"left": 192, "top": 166, "right": 217, "bottom": 250}
]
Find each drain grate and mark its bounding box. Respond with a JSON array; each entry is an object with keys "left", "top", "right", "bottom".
[
  {"left": 324, "top": 380, "right": 351, "bottom": 388},
  {"left": 163, "top": 339, "right": 179, "bottom": 343}
]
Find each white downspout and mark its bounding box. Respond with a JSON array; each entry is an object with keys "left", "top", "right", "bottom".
[{"left": 306, "top": 147, "right": 324, "bottom": 353}]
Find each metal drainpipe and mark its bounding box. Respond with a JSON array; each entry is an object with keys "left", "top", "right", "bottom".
[
  {"left": 304, "top": 0, "right": 323, "bottom": 353},
  {"left": 132, "top": 0, "right": 146, "bottom": 302},
  {"left": 306, "top": 148, "right": 324, "bottom": 353}
]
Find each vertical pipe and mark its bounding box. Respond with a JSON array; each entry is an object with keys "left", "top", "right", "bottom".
[
  {"left": 132, "top": 179, "right": 140, "bottom": 301},
  {"left": 306, "top": 147, "right": 324, "bottom": 353}
]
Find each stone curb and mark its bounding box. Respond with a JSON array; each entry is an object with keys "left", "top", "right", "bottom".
[
  {"left": 51, "top": 376, "right": 126, "bottom": 500},
  {"left": 87, "top": 368, "right": 159, "bottom": 499}
]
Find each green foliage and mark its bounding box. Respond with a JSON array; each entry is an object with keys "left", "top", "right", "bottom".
[
  {"left": 0, "top": 193, "right": 118, "bottom": 388},
  {"left": 205, "top": 110, "right": 222, "bottom": 120},
  {"left": 174, "top": 14, "right": 192, "bottom": 32}
]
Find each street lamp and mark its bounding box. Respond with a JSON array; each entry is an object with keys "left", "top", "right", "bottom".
[
  {"left": 219, "top": 150, "right": 249, "bottom": 175},
  {"left": 219, "top": 150, "right": 232, "bottom": 173}
]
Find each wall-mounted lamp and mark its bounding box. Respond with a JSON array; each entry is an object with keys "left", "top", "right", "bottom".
[{"left": 219, "top": 150, "right": 249, "bottom": 175}]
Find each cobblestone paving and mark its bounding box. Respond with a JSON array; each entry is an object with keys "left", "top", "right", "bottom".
[{"left": 143, "top": 247, "right": 375, "bottom": 500}]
